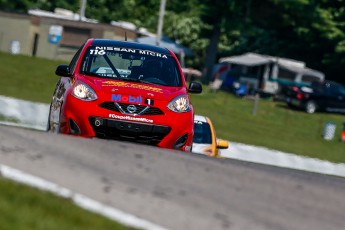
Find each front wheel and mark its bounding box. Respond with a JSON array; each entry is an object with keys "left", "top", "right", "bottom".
[
  {"left": 305, "top": 100, "right": 317, "bottom": 114},
  {"left": 47, "top": 101, "right": 61, "bottom": 133}
]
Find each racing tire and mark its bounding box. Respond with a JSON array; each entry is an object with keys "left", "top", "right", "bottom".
[
  {"left": 46, "top": 103, "right": 52, "bottom": 131},
  {"left": 305, "top": 100, "right": 317, "bottom": 114},
  {"left": 47, "top": 102, "right": 61, "bottom": 133}
]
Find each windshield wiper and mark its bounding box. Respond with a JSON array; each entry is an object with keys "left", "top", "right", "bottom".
[{"left": 103, "top": 55, "right": 121, "bottom": 78}]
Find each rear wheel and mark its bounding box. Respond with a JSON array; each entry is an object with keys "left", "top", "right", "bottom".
[{"left": 305, "top": 100, "right": 317, "bottom": 114}]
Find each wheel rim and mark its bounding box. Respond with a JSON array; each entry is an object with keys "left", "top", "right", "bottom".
[{"left": 306, "top": 102, "right": 316, "bottom": 113}]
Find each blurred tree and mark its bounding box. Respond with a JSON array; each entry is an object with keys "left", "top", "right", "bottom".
[
  {"left": 1, "top": 0, "right": 345, "bottom": 84},
  {"left": 0, "top": 0, "right": 79, "bottom": 13},
  {"left": 196, "top": 0, "right": 249, "bottom": 83},
  {"left": 230, "top": 0, "right": 345, "bottom": 84},
  {"left": 163, "top": 0, "right": 207, "bottom": 68},
  {"left": 0, "top": 0, "right": 32, "bottom": 13},
  {"left": 86, "top": 0, "right": 159, "bottom": 28}
]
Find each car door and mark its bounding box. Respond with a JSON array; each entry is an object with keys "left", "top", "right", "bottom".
[
  {"left": 333, "top": 85, "right": 345, "bottom": 112},
  {"left": 325, "top": 83, "right": 345, "bottom": 112}
]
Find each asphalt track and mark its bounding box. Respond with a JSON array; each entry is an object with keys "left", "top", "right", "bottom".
[{"left": 1, "top": 125, "right": 345, "bottom": 230}]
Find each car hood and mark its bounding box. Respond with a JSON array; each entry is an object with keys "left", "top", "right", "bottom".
[{"left": 82, "top": 76, "right": 187, "bottom": 101}]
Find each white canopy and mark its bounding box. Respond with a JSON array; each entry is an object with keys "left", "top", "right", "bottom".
[
  {"left": 219, "top": 52, "right": 271, "bottom": 66},
  {"left": 219, "top": 52, "right": 324, "bottom": 80}
]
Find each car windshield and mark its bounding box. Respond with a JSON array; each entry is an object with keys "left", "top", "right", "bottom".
[
  {"left": 79, "top": 46, "right": 183, "bottom": 87},
  {"left": 193, "top": 121, "right": 212, "bottom": 144}
]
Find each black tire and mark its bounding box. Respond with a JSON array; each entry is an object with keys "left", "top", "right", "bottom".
[
  {"left": 46, "top": 103, "right": 52, "bottom": 131},
  {"left": 47, "top": 101, "right": 61, "bottom": 133}
]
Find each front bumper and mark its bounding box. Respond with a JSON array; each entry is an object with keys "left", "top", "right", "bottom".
[{"left": 61, "top": 96, "right": 194, "bottom": 151}]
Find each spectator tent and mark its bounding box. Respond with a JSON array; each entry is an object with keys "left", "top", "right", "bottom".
[{"left": 218, "top": 52, "right": 325, "bottom": 95}]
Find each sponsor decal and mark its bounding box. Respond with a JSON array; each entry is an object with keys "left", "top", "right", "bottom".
[
  {"left": 145, "top": 98, "right": 154, "bottom": 106},
  {"left": 109, "top": 114, "right": 153, "bottom": 123},
  {"left": 89, "top": 46, "right": 168, "bottom": 58},
  {"left": 112, "top": 94, "right": 142, "bottom": 104},
  {"left": 89, "top": 49, "right": 106, "bottom": 55},
  {"left": 111, "top": 94, "right": 154, "bottom": 106},
  {"left": 102, "top": 81, "right": 163, "bottom": 93}
]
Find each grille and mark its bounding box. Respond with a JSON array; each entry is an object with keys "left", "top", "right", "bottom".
[
  {"left": 89, "top": 116, "right": 171, "bottom": 145},
  {"left": 99, "top": 102, "right": 164, "bottom": 115}
]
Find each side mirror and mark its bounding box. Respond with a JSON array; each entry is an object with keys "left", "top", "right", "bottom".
[
  {"left": 188, "top": 81, "right": 202, "bottom": 94},
  {"left": 55, "top": 65, "right": 71, "bottom": 77},
  {"left": 216, "top": 139, "right": 229, "bottom": 149}
]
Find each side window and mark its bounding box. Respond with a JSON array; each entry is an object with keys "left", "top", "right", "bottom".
[
  {"left": 278, "top": 68, "right": 296, "bottom": 81},
  {"left": 328, "top": 83, "right": 341, "bottom": 96},
  {"left": 301, "top": 75, "right": 320, "bottom": 84},
  {"left": 69, "top": 44, "right": 84, "bottom": 74}
]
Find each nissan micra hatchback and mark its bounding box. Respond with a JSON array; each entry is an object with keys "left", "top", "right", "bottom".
[{"left": 47, "top": 38, "right": 202, "bottom": 151}]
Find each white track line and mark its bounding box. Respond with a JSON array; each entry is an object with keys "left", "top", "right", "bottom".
[{"left": 0, "top": 164, "right": 168, "bottom": 230}]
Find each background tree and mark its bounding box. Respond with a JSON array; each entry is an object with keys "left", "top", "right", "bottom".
[
  {"left": 1, "top": 0, "right": 345, "bottom": 84},
  {"left": 234, "top": 0, "right": 345, "bottom": 84},
  {"left": 196, "top": 0, "right": 250, "bottom": 83}
]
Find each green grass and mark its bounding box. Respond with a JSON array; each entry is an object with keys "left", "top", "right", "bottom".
[
  {"left": 0, "top": 52, "right": 62, "bottom": 103},
  {"left": 0, "top": 51, "right": 344, "bottom": 163},
  {"left": 191, "top": 90, "right": 345, "bottom": 163},
  {"left": 0, "top": 177, "right": 136, "bottom": 230},
  {"left": 0, "top": 114, "right": 20, "bottom": 123}
]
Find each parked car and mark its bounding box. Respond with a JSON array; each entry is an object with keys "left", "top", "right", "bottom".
[
  {"left": 283, "top": 80, "right": 345, "bottom": 114},
  {"left": 47, "top": 38, "right": 202, "bottom": 152},
  {"left": 192, "top": 114, "right": 229, "bottom": 157}
]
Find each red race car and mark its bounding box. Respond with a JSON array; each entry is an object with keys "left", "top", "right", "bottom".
[{"left": 47, "top": 38, "right": 202, "bottom": 152}]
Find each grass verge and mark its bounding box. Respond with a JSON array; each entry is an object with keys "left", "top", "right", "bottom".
[
  {"left": 191, "top": 90, "right": 345, "bottom": 163},
  {"left": 0, "top": 176, "right": 136, "bottom": 230}
]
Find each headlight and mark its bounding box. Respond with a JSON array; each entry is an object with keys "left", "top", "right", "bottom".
[
  {"left": 72, "top": 81, "right": 97, "bottom": 101},
  {"left": 167, "top": 95, "right": 190, "bottom": 112}
]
